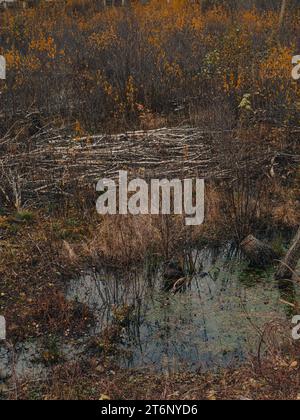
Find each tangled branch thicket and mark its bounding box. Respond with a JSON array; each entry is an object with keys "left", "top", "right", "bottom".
[{"left": 0, "top": 124, "right": 299, "bottom": 203}]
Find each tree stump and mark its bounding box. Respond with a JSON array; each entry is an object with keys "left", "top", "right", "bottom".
[
  {"left": 276, "top": 227, "right": 300, "bottom": 280},
  {"left": 241, "top": 235, "right": 278, "bottom": 268}
]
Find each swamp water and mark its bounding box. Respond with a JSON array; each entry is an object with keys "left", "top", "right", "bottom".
[{"left": 0, "top": 245, "right": 298, "bottom": 380}]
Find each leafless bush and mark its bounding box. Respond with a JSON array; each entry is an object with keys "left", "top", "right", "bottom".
[{"left": 256, "top": 319, "right": 300, "bottom": 393}]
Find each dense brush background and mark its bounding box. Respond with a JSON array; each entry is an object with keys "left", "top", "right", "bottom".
[{"left": 1, "top": 0, "right": 300, "bottom": 132}]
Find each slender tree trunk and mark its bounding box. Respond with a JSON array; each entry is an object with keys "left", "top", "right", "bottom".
[
  {"left": 279, "top": 0, "right": 288, "bottom": 29},
  {"left": 276, "top": 227, "right": 300, "bottom": 280}
]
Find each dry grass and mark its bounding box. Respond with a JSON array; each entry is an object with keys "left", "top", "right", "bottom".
[
  {"left": 86, "top": 215, "right": 162, "bottom": 265},
  {"left": 271, "top": 180, "right": 300, "bottom": 227},
  {"left": 0, "top": 208, "right": 94, "bottom": 341},
  {"left": 3, "top": 317, "right": 298, "bottom": 400},
  {"left": 9, "top": 343, "right": 300, "bottom": 400}
]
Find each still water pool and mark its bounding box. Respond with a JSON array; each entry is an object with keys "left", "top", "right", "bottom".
[
  {"left": 0, "top": 245, "right": 298, "bottom": 379},
  {"left": 67, "top": 246, "right": 296, "bottom": 372}
]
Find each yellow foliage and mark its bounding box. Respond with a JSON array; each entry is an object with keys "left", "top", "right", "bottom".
[
  {"left": 29, "top": 36, "right": 57, "bottom": 59},
  {"left": 1, "top": 0, "right": 299, "bottom": 126},
  {"left": 260, "top": 47, "right": 293, "bottom": 82}
]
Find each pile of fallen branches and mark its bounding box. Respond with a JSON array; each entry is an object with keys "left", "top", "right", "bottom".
[{"left": 0, "top": 124, "right": 298, "bottom": 206}]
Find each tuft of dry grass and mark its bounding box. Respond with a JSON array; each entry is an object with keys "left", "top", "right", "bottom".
[{"left": 84, "top": 214, "right": 191, "bottom": 266}]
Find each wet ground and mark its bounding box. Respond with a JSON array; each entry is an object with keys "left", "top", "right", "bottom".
[{"left": 0, "top": 245, "right": 298, "bottom": 380}]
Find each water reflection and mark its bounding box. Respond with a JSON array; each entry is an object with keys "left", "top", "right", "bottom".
[
  {"left": 67, "top": 246, "right": 292, "bottom": 372},
  {"left": 1, "top": 245, "right": 298, "bottom": 380}
]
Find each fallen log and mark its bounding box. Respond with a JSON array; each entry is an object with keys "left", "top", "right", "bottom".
[
  {"left": 276, "top": 227, "right": 300, "bottom": 280},
  {"left": 241, "top": 235, "right": 278, "bottom": 268}
]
